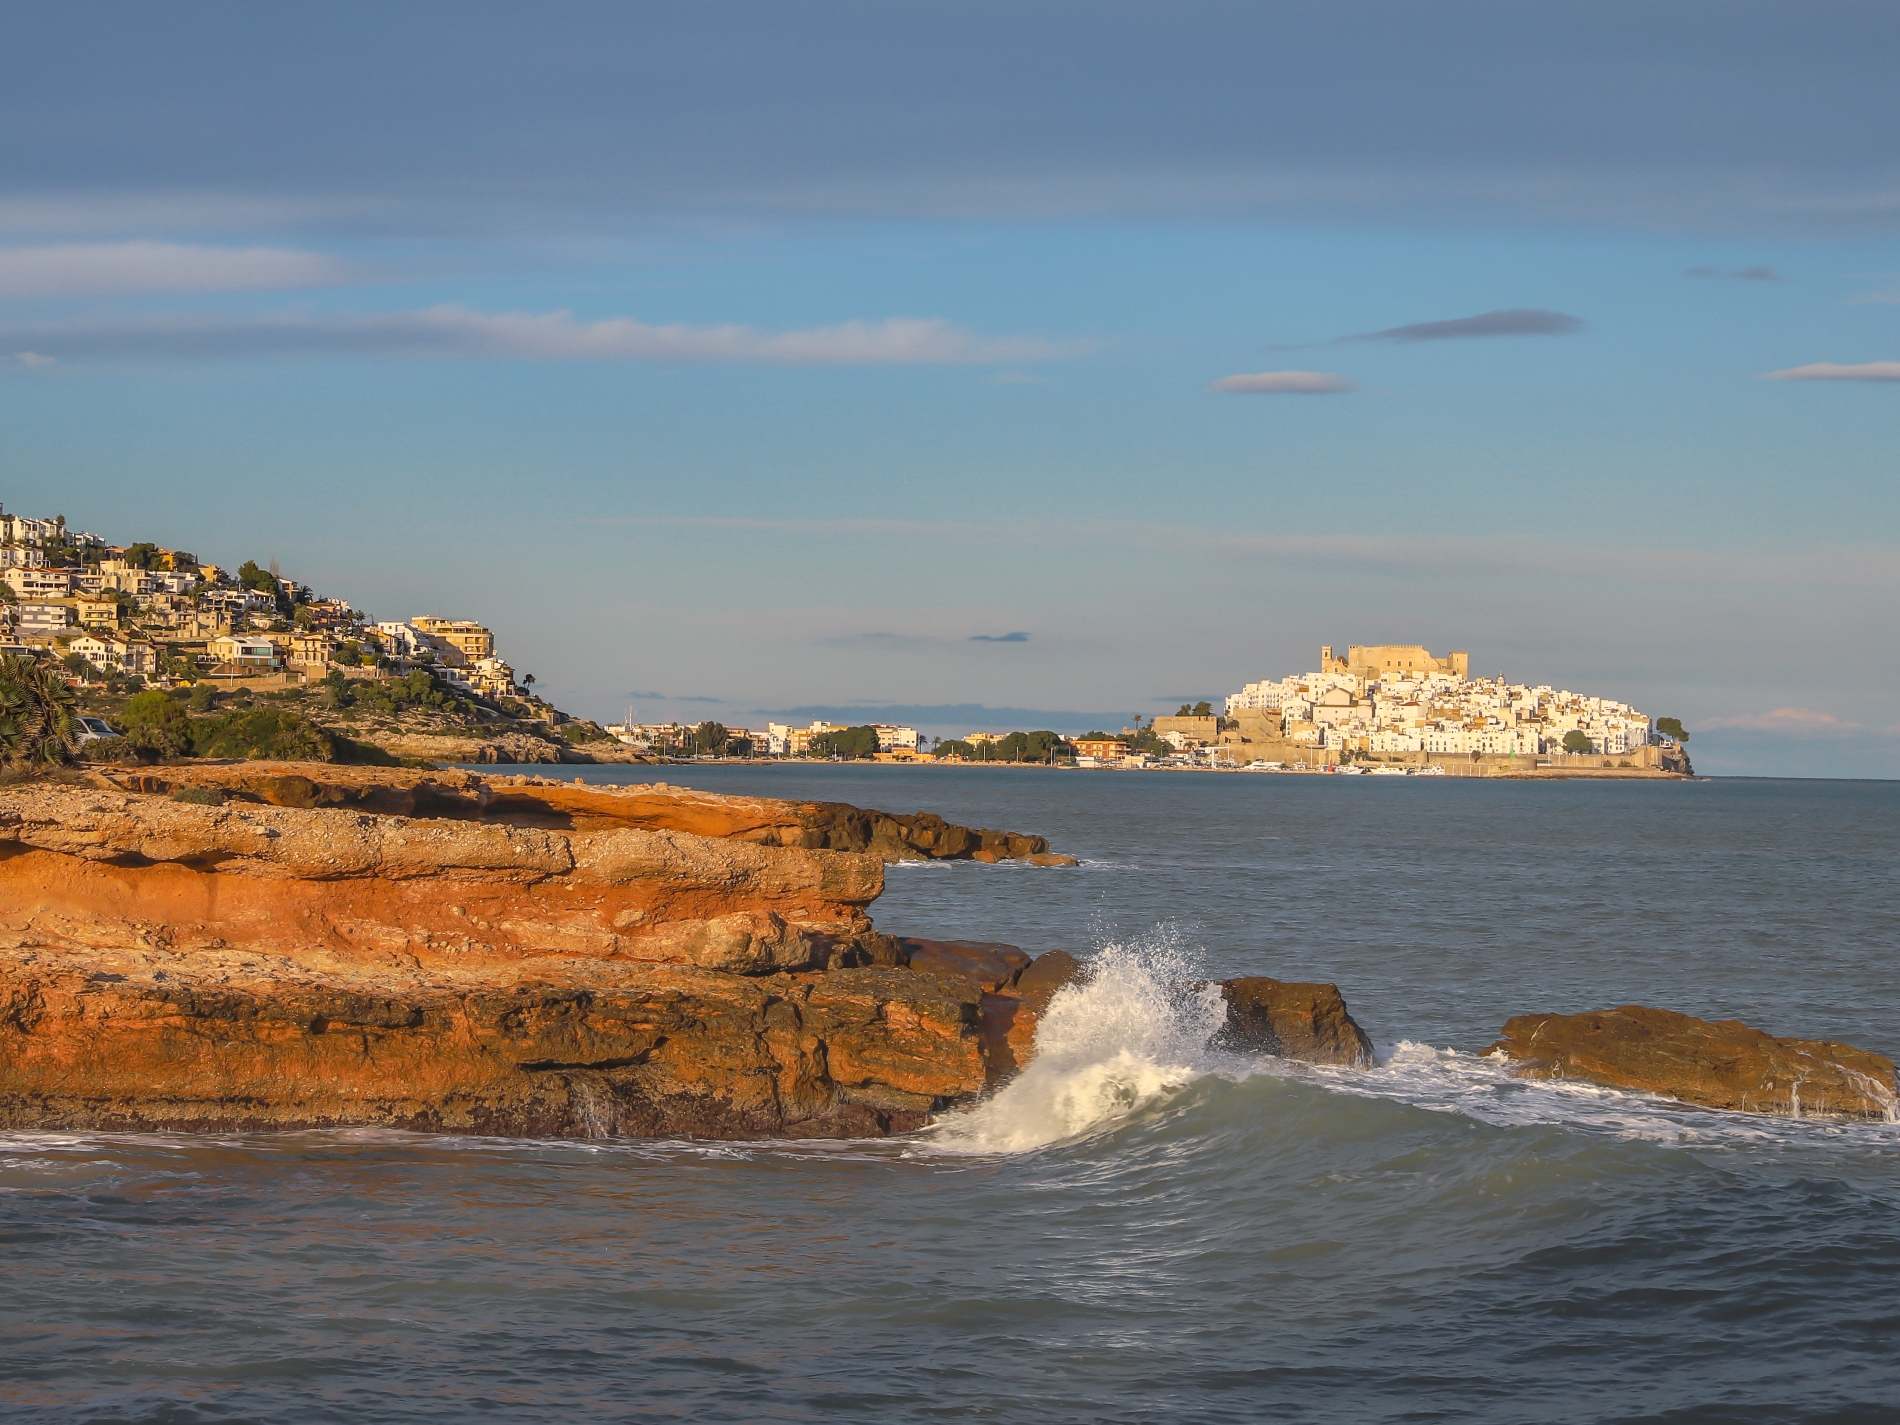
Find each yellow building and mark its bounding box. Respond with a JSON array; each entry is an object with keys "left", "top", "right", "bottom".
[
  {"left": 411, "top": 616, "right": 495, "bottom": 662},
  {"left": 76, "top": 599, "right": 122, "bottom": 630}
]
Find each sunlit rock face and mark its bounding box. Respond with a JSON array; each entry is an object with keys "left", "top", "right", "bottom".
[
  {"left": 0, "top": 768, "right": 1066, "bottom": 1139},
  {"left": 1485, "top": 1006, "right": 1898, "bottom": 1120}
]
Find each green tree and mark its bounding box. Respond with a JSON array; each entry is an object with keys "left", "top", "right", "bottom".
[
  {"left": 1655, "top": 717, "right": 1690, "bottom": 743},
  {"left": 1561, "top": 730, "right": 1594, "bottom": 753},
  {"left": 237, "top": 560, "right": 278, "bottom": 593},
  {"left": 1192, "top": 701, "right": 1213, "bottom": 717},
  {"left": 0, "top": 655, "right": 80, "bottom": 768},
  {"left": 1177, "top": 704, "right": 1193, "bottom": 716},
  {"left": 121, "top": 542, "right": 160, "bottom": 570},
  {"left": 693, "top": 721, "right": 730, "bottom": 755},
  {"left": 118, "top": 689, "right": 194, "bottom": 759},
  {"left": 811, "top": 724, "right": 880, "bottom": 758}
]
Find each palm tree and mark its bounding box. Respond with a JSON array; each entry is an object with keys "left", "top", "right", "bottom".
[{"left": 0, "top": 655, "right": 80, "bottom": 768}]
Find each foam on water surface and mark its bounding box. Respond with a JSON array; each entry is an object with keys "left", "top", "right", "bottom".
[{"left": 926, "top": 932, "right": 1231, "bottom": 1154}]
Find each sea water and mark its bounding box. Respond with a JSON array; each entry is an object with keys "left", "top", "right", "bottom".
[{"left": 3, "top": 770, "right": 1898, "bottom": 1422}]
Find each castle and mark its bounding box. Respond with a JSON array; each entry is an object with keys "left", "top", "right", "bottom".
[{"left": 1319, "top": 644, "right": 1469, "bottom": 682}]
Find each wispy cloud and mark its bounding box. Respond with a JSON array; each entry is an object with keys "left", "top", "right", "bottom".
[
  {"left": 0, "top": 305, "right": 1086, "bottom": 366},
  {"left": 1697, "top": 707, "right": 1900, "bottom": 737},
  {"left": 0, "top": 242, "right": 348, "bottom": 298},
  {"left": 1760, "top": 361, "right": 1900, "bottom": 382},
  {"left": 1685, "top": 265, "right": 1781, "bottom": 280},
  {"left": 602, "top": 516, "right": 1900, "bottom": 594},
  {"left": 1342, "top": 308, "right": 1585, "bottom": 342},
  {"left": 1210, "top": 370, "right": 1353, "bottom": 394},
  {"left": 969, "top": 631, "right": 1030, "bottom": 642},
  {"left": 11, "top": 351, "right": 53, "bottom": 366}
]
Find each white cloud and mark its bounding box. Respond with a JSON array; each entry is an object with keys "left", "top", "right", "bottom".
[
  {"left": 1760, "top": 361, "right": 1900, "bottom": 382},
  {"left": 13, "top": 351, "right": 53, "bottom": 366},
  {"left": 0, "top": 242, "right": 348, "bottom": 297},
  {"left": 1209, "top": 370, "right": 1353, "bottom": 394},
  {"left": 0, "top": 304, "right": 1084, "bottom": 365},
  {"left": 1696, "top": 707, "right": 1900, "bottom": 737}
]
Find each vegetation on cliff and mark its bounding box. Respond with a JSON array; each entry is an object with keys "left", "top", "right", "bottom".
[{"left": 0, "top": 654, "right": 79, "bottom": 769}]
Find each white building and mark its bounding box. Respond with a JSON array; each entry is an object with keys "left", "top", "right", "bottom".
[
  {"left": 871, "top": 723, "right": 919, "bottom": 752},
  {"left": 3, "top": 567, "right": 72, "bottom": 599},
  {"left": 1225, "top": 654, "right": 1652, "bottom": 760},
  {"left": 11, "top": 603, "right": 74, "bottom": 638}
]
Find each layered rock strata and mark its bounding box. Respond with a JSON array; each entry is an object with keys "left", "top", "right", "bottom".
[
  {"left": 3, "top": 771, "right": 1324, "bottom": 1139},
  {"left": 1485, "top": 1006, "right": 1897, "bottom": 1120},
  {"left": 87, "top": 762, "right": 1068, "bottom": 863}
]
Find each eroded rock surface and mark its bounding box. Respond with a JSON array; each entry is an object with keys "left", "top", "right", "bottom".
[
  {"left": 1485, "top": 1006, "right": 1897, "bottom": 1119},
  {"left": 1, "top": 767, "right": 1387, "bottom": 1138},
  {"left": 0, "top": 770, "right": 1077, "bottom": 1138},
  {"left": 88, "top": 762, "right": 1055, "bottom": 862}
]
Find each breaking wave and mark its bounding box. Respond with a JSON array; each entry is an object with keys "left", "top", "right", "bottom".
[{"left": 927, "top": 932, "right": 1231, "bottom": 1153}]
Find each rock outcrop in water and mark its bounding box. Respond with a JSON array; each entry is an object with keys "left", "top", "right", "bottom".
[
  {"left": 1220, "top": 977, "right": 1376, "bottom": 1068},
  {"left": 0, "top": 766, "right": 1372, "bottom": 1138},
  {"left": 1485, "top": 1006, "right": 1898, "bottom": 1120},
  {"left": 0, "top": 769, "right": 1110, "bottom": 1138}
]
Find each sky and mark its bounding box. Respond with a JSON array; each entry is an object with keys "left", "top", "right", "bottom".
[{"left": 3, "top": 2, "right": 1897, "bottom": 775}]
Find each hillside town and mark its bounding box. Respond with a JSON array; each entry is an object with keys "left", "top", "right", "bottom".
[
  {"left": 3, "top": 504, "right": 531, "bottom": 702},
  {"left": 1, "top": 502, "right": 1686, "bottom": 776},
  {"left": 1220, "top": 643, "right": 1666, "bottom": 763}
]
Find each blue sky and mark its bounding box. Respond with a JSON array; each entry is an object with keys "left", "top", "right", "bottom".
[{"left": 4, "top": 2, "right": 1898, "bottom": 773}]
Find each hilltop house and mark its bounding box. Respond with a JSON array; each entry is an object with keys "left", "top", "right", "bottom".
[
  {"left": 11, "top": 603, "right": 75, "bottom": 639},
  {"left": 206, "top": 634, "right": 280, "bottom": 671}
]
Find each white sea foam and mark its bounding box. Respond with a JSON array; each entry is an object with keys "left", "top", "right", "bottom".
[{"left": 926, "top": 932, "right": 1230, "bottom": 1154}]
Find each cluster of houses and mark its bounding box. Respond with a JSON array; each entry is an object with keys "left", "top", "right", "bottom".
[
  {"left": 601, "top": 718, "right": 924, "bottom": 758},
  {"left": 1223, "top": 643, "right": 1659, "bottom": 758},
  {"left": 0, "top": 501, "right": 529, "bottom": 705}
]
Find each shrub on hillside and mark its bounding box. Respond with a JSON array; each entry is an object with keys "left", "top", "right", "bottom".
[
  {"left": 192, "top": 707, "right": 338, "bottom": 761},
  {"left": 118, "top": 690, "right": 195, "bottom": 759}
]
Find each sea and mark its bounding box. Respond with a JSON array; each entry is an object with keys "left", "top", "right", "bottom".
[{"left": 4, "top": 768, "right": 1898, "bottom": 1423}]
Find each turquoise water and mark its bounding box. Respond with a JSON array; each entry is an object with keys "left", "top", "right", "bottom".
[{"left": 4, "top": 770, "right": 1897, "bottom": 1422}]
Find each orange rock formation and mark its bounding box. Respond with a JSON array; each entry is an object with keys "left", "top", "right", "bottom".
[
  {"left": 1485, "top": 1006, "right": 1897, "bottom": 1119},
  {"left": 0, "top": 768, "right": 1079, "bottom": 1137}
]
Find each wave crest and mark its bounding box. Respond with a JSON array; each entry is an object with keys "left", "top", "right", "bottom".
[{"left": 928, "top": 934, "right": 1228, "bottom": 1153}]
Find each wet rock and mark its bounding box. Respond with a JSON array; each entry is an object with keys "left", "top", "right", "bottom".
[
  {"left": 1484, "top": 1006, "right": 1897, "bottom": 1119},
  {"left": 899, "top": 939, "right": 1033, "bottom": 992},
  {"left": 979, "top": 950, "right": 1086, "bottom": 1079},
  {"left": 1219, "top": 977, "right": 1375, "bottom": 1068}
]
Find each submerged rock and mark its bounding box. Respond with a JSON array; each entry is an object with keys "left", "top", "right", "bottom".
[
  {"left": 1484, "top": 1006, "right": 1897, "bottom": 1120},
  {"left": 1218, "top": 977, "right": 1377, "bottom": 1068}
]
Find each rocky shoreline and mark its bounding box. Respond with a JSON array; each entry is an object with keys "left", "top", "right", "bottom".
[{"left": 0, "top": 764, "right": 1885, "bottom": 1136}]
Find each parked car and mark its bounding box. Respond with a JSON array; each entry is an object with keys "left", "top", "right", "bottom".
[{"left": 73, "top": 716, "right": 119, "bottom": 743}]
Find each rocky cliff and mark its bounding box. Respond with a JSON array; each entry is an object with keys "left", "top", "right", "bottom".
[{"left": 0, "top": 768, "right": 1349, "bottom": 1139}]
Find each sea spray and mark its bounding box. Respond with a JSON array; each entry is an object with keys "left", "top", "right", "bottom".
[{"left": 929, "top": 932, "right": 1230, "bottom": 1153}]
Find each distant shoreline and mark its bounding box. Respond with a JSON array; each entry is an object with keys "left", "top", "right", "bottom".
[{"left": 607, "top": 757, "right": 1696, "bottom": 781}]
